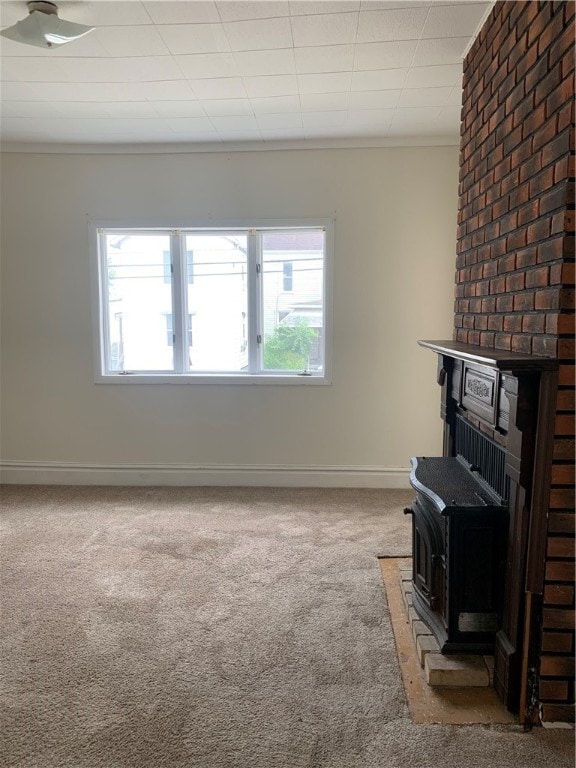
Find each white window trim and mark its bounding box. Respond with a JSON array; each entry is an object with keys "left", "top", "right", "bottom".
[{"left": 89, "top": 218, "right": 333, "bottom": 385}]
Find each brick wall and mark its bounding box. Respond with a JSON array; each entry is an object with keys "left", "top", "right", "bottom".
[{"left": 455, "top": 1, "right": 574, "bottom": 722}]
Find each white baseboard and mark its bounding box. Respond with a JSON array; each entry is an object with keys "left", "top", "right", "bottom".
[{"left": 0, "top": 461, "right": 410, "bottom": 488}]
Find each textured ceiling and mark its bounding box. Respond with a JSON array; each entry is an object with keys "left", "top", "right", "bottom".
[{"left": 0, "top": 0, "right": 491, "bottom": 149}]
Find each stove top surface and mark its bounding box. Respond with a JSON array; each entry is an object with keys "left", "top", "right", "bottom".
[{"left": 410, "top": 456, "right": 505, "bottom": 511}]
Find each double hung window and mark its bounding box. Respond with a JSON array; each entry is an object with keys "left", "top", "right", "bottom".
[{"left": 93, "top": 221, "right": 331, "bottom": 383}]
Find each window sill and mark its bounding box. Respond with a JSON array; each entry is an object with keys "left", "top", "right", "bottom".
[{"left": 95, "top": 373, "right": 331, "bottom": 385}]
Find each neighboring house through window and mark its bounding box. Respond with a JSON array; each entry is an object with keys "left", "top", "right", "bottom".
[{"left": 283, "top": 262, "right": 293, "bottom": 292}]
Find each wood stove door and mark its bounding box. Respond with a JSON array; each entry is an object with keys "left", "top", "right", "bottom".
[{"left": 411, "top": 496, "right": 446, "bottom": 618}]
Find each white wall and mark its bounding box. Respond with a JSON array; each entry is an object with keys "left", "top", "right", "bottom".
[{"left": 0, "top": 146, "right": 458, "bottom": 485}]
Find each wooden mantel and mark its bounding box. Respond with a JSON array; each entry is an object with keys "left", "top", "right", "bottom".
[
  {"left": 418, "top": 340, "right": 558, "bottom": 372},
  {"left": 418, "top": 339, "right": 559, "bottom": 724}
]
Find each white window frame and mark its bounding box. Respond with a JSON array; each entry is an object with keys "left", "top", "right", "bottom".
[{"left": 89, "top": 218, "right": 333, "bottom": 385}]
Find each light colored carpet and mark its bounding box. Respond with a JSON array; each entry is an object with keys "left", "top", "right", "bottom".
[{"left": 0, "top": 486, "right": 573, "bottom": 768}]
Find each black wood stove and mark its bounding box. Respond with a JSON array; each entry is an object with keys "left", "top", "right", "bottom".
[{"left": 404, "top": 455, "right": 507, "bottom": 654}]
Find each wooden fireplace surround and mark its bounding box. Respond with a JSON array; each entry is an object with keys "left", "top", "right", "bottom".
[{"left": 419, "top": 340, "right": 558, "bottom": 721}]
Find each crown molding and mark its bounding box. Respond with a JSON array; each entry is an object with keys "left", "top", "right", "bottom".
[
  {"left": 0, "top": 135, "right": 459, "bottom": 155},
  {"left": 462, "top": 0, "right": 497, "bottom": 59}
]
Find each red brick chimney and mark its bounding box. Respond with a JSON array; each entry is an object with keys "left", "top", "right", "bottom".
[{"left": 455, "top": 0, "right": 574, "bottom": 723}]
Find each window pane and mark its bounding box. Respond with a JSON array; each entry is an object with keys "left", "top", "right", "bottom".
[
  {"left": 186, "top": 250, "right": 194, "bottom": 284},
  {"left": 184, "top": 234, "right": 248, "bottom": 371},
  {"left": 104, "top": 234, "right": 173, "bottom": 371},
  {"left": 261, "top": 231, "right": 324, "bottom": 372}
]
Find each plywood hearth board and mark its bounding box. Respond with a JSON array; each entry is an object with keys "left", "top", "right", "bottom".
[{"left": 379, "top": 557, "right": 516, "bottom": 725}]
